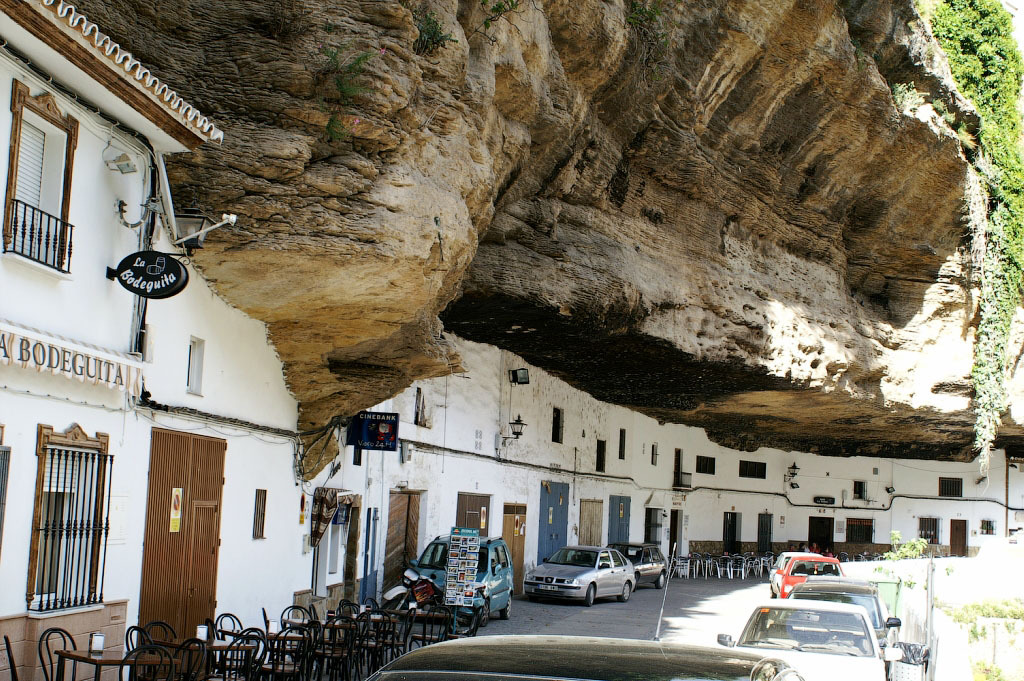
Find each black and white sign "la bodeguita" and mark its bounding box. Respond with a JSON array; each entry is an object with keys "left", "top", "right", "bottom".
[{"left": 115, "top": 251, "right": 188, "bottom": 299}]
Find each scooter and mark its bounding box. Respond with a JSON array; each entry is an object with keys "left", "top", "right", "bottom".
[{"left": 382, "top": 568, "right": 485, "bottom": 632}]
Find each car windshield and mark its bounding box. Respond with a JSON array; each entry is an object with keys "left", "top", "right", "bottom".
[
  {"left": 612, "top": 545, "right": 644, "bottom": 561},
  {"left": 419, "top": 542, "right": 449, "bottom": 569},
  {"left": 739, "top": 607, "right": 874, "bottom": 657},
  {"left": 547, "top": 548, "right": 597, "bottom": 567},
  {"left": 789, "top": 561, "right": 840, "bottom": 576},
  {"left": 792, "top": 593, "right": 882, "bottom": 628}
]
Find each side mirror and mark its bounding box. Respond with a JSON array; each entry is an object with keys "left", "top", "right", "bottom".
[
  {"left": 408, "top": 559, "right": 419, "bottom": 568},
  {"left": 717, "top": 634, "right": 735, "bottom": 648},
  {"left": 886, "top": 617, "right": 902, "bottom": 629},
  {"left": 884, "top": 646, "right": 904, "bottom": 662},
  {"left": 543, "top": 556, "right": 549, "bottom": 563}
]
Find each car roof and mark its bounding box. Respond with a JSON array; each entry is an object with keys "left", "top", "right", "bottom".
[
  {"left": 560, "top": 545, "right": 606, "bottom": 551},
  {"left": 374, "top": 635, "right": 788, "bottom": 680},
  {"left": 752, "top": 600, "right": 869, "bottom": 615},
  {"left": 792, "top": 579, "right": 877, "bottom": 595},
  {"left": 608, "top": 542, "right": 658, "bottom": 548},
  {"left": 787, "top": 554, "right": 840, "bottom": 564}
]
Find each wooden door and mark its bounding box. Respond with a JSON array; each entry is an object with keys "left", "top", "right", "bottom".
[
  {"left": 383, "top": 492, "right": 420, "bottom": 589},
  {"left": 537, "top": 482, "right": 568, "bottom": 562},
  {"left": 139, "top": 429, "right": 225, "bottom": 635},
  {"left": 608, "top": 495, "right": 631, "bottom": 544},
  {"left": 723, "top": 512, "right": 739, "bottom": 554},
  {"left": 456, "top": 493, "right": 490, "bottom": 535},
  {"left": 579, "top": 499, "right": 603, "bottom": 546},
  {"left": 669, "top": 510, "right": 680, "bottom": 555},
  {"left": 758, "top": 513, "right": 773, "bottom": 554},
  {"left": 502, "top": 504, "right": 527, "bottom": 594},
  {"left": 807, "top": 516, "right": 834, "bottom": 552},
  {"left": 950, "top": 519, "right": 968, "bottom": 556}
]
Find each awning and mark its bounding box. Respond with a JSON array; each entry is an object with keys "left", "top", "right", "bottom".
[{"left": 310, "top": 487, "right": 360, "bottom": 547}]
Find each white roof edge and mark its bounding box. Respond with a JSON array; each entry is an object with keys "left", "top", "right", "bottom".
[{"left": 36, "top": 0, "right": 223, "bottom": 144}]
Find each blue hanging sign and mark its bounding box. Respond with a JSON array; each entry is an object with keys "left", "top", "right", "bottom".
[{"left": 347, "top": 411, "right": 399, "bottom": 451}]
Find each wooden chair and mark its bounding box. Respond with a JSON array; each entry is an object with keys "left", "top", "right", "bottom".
[
  {"left": 118, "top": 645, "right": 175, "bottom": 681},
  {"left": 38, "top": 627, "right": 75, "bottom": 681},
  {"left": 5, "top": 635, "right": 20, "bottom": 681}
]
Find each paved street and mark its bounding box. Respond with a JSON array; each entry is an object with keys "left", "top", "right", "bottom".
[{"left": 480, "top": 574, "right": 770, "bottom": 645}]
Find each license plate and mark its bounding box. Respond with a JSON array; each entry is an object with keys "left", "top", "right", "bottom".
[{"left": 539, "top": 585, "right": 557, "bottom": 591}]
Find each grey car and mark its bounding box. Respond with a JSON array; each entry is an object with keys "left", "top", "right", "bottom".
[
  {"left": 524, "top": 546, "right": 634, "bottom": 606},
  {"left": 790, "top": 578, "right": 901, "bottom": 646},
  {"left": 608, "top": 542, "right": 667, "bottom": 589}
]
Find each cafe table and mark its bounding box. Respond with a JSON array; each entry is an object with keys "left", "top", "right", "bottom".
[{"left": 55, "top": 649, "right": 135, "bottom": 681}]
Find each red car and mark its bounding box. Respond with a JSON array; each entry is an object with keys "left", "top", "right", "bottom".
[{"left": 771, "top": 554, "right": 843, "bottom": 598}]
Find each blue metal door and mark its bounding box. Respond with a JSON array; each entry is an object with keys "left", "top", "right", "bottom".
[
  {"left": 360, "top": 507, "right": 379, "bottom": 603},
  {"left": 608, "top": 495, "right": 631, "bottom": 544},
  {"left": 537, "top": 481, "right": 569, "bottom": 562}
]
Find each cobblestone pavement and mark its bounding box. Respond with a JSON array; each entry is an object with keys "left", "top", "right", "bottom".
[{"left": 479, "top": 574, "right": 771, "bottom": 644}]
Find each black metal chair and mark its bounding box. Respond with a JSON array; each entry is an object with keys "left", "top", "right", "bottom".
[
  {"left": 38, "top": 627, "right": 76, "bottom": 681},
  {"left": 262, "top": 608, "right": 271, "bottom": 630},
  {"left": 203, "top": 618, "right": 218, "bottom": 642},
  {"left": 449, "top": 605, "right": 483, "bottom": 640},
  {"left": 125, "top": 626, "right": 153, "bottom": 652},
  {"left": 215, "top": 613, "right": 244, "bottom": 638},
  {"left": 338, "top": 602, "right": 359, "bottom": 617},
  {"left": 261, "top": 626, "right": 307, "bottom": 681},
  {"left": 361, "top": 597, "right": 379, "bottom": 611},
  {"left": 315, "top": 616, "right": 355, "bottom": 681},
  {"left": 382, "top": 609, "right": 418, "bottom": 662},
  {"left": 5, "top": 635, "right": 21, "bottom": 681},
  {"left": 208, "top": 629, "right": 265, "bottom": 681},
  {"left": 409, "top": 606, "right": 452, "bottom": 649},
  {"left": 173, "top": 638, "right": 207, "bottom": 681},
  {"left": 144, "top": 621, "right": 177, "bottom": 640},
  {"left": 280, "top": 606, "right": 311, "bottom": 625},
  {"left": 118, "top": 645, "right": 175, "bottom": 681}
]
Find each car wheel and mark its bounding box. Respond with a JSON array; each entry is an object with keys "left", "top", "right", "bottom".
[
  {"left": 618, "top": 582, "right": 631, "bottom": 602},
  {"left": 634, "top": 572, "right": 642, "bottom": 589},
  {"left": 769, "top": 588, "right": 777, "bottom": 599},
  {"left": 655, "top": 571, "right": 666, "bottom": 589},
  {"left": 583, "top": 584, "right": 596, "bottom": 607},
  {"left": 479, "top": 598, "right": 491, "bottom": 627},
  {"left": 499, "top": 596, "right": 512, "bottom": 620}
]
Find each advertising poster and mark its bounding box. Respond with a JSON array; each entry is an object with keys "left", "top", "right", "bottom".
[
  {"left": 445, "top": 526, "right": 480, "bottom": 606},
  {"left": 169, "top": 487, "right": 182, "bottom": 533}
]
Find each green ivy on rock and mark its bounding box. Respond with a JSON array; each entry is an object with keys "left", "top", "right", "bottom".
[{"left": 931, "top": 0, "right": 1024, "bottom": 468}]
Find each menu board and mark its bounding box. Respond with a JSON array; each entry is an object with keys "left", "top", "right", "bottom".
[{"left": 445, "top": 527, "right": 480, "bottom": 606}]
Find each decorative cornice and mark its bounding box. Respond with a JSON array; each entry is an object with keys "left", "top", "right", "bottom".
[{"left": 35, "top": 0, "right": 223, "bottom": 144}]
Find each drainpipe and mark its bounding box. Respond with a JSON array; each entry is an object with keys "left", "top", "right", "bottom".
[{"left": 1007, "top": 454, "right": 1011, "bottom": 537}]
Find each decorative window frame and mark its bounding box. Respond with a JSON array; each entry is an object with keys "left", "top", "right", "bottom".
[
  {"left": 3, "top": 79, "right": 79, "bottom": 251},
  {"left": 25, "top": 423, "right": 110, "bottom": 609}
]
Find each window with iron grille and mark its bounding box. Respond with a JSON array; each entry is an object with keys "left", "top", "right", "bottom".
[
  {"left": 253, "top": 489, "right": 267, "bottom": 539},
  {"left": 980, "top": 519, "right": 995, "bottom": 535},
  {"left": 938, "top": 477, "right": 962, "bottom": 497},
  {"left": 596, "top": 440, "right": 606, "bottom": 473},
  {"left": 853, "top": 481, "right": 866, "bottom": 500},
  {"left": 696, "top": 455, "right": 716, "bottom": 475},
  {"left": 551, "top": 407, "right": 563, "bottom": 443},
  {"left": 28, "top": 426, "right": 112, "bottom": 612},
  {"left": 644, "top": 507, "right": 663, "bottom": 543},
  {"left": 739, "top": 460, "right": 766, "bottom": 479},
  {"left": 3, "top": 80, "right": 78, "bottom": 273},
  {"left": 618, "top": 429, "right": 626, "bottom": 459},
  {"left": 919, "top": 517, "right": 939, "bottom": 544},
  {"left": 0, "top": 447, "right": 9, "bottom": 561},
  {"left": 846, "top": 518, "right": 873, "bottom": 543}
]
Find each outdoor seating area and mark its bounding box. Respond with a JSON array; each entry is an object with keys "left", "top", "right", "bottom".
[
  {"left": 21, "top": 601, "right": 482, "bottom": 681},
  {"left": 670, "top": 553, "right": 770, "bottom": 579}
]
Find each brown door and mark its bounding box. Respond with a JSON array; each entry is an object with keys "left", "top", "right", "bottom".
[
  {"left": 669, "top": 510, "right": 680, "bottom": 555},
  {"left": 502, "top": 504, "right": 527, "bottom": 594},
  {"left": 456, "top": 493, "right": 490, "bottom": 535},
  {"left": 383, "top": 491, "right": 420, "bottom": 590},
  {"left": 950, "top": 519, "right": 968, "bottom": 556},
  {"left": 139, "top": 429, "right": 225, "bottom": 636},
  {"left": 579, "top": 500, "right": 603, "bottom": 546}
]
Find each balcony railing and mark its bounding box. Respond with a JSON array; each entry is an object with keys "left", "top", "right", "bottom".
[
  {"left": 4, "top": 199, "right": 74, "bottom": 273},
  {"left": 673, "top": 472, "right": 692, "bottom": 489}
]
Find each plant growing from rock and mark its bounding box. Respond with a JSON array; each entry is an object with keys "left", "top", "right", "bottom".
[
  {"left": 626, "top": 0, "right": 670, "bottom": 83},
  {"left": 891, "top": 81, "right": 926, "bottom": 112},
  {"left": 317, "top": 43, "right": 375, "bottom": 141},
  {"left": 930, "top": 0, "right": 1024, "bottom": 471},
  {"left": 473, "top": 0, "right": 521, "bottom": 42},
  {"left": 414, "top": 10, "right": 458, "bottom": 55}
]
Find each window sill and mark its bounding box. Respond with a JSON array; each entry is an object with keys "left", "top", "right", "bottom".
[
  {"left": 2, "top": 251, "right": 73, "bottom": 280},
  {"left": 27, "top": 602, "right": 105, "bottom": 619}
]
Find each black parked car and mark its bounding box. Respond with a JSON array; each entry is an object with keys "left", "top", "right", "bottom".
[
  {"left": 608, "top": 542, "right": 667, "bottom": 589},
  {"left": 367, "top": 635, "right": 805, "bottom": 681}
]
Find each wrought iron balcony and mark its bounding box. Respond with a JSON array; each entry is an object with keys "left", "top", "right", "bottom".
[
  {"left": 673, "top": 471, "right": 692, "bottom": 489},
  {"left": 4, "top": 198, "right": 74, "bottom": 273}
]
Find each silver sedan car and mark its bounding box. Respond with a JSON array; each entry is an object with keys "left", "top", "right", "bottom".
[{"left": 524, "top": 546, "right": 634, "bottom": 606}]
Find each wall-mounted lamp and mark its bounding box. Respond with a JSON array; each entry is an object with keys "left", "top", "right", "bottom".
[
  {"left": 784, "top": 462, "right": 800, "bottom": 481},
  {"left": 172, "top": 207, "right": 237, "bottom": 251},
  {"left": 885, "top": 486, "right": 896, "bottom": 494},
  {"left": 502, "top": 414, "right": 527, "bottom": 444},
  {"left": 102, "top": 139, "right": 137, "bottom": 174},
  {"left": 508, "top": 368, "right": 530, "bottom": 385},
  {"left": 975, "top": 476, "right": 988, "bottom": 485},
  {"left": 789, "top": 482, "right": 800, "bottom": 489}
]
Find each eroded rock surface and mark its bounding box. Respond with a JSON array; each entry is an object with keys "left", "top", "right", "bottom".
[{"left": 72, "top": 0, "right": 1021, "bottom": 465}]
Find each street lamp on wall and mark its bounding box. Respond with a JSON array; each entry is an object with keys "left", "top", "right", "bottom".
[
  {"left": 502, "top": 414, "right": 527, "bottom": 444},
  {"left": 785, "top": 462, "right": 800, "bottom": 482}
]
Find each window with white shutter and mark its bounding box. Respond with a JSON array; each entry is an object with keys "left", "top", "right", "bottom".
[{"left": 15, "top": 121, "right": 44, "bottom": 207}]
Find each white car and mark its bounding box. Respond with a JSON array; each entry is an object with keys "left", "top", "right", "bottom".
[{"left": 717, "top": 600, "right": 900, "bottom": 680}]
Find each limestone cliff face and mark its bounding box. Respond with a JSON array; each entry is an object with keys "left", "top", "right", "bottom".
[{"left": 72, "top": 0, "right": 1016, "bottom": 464}]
